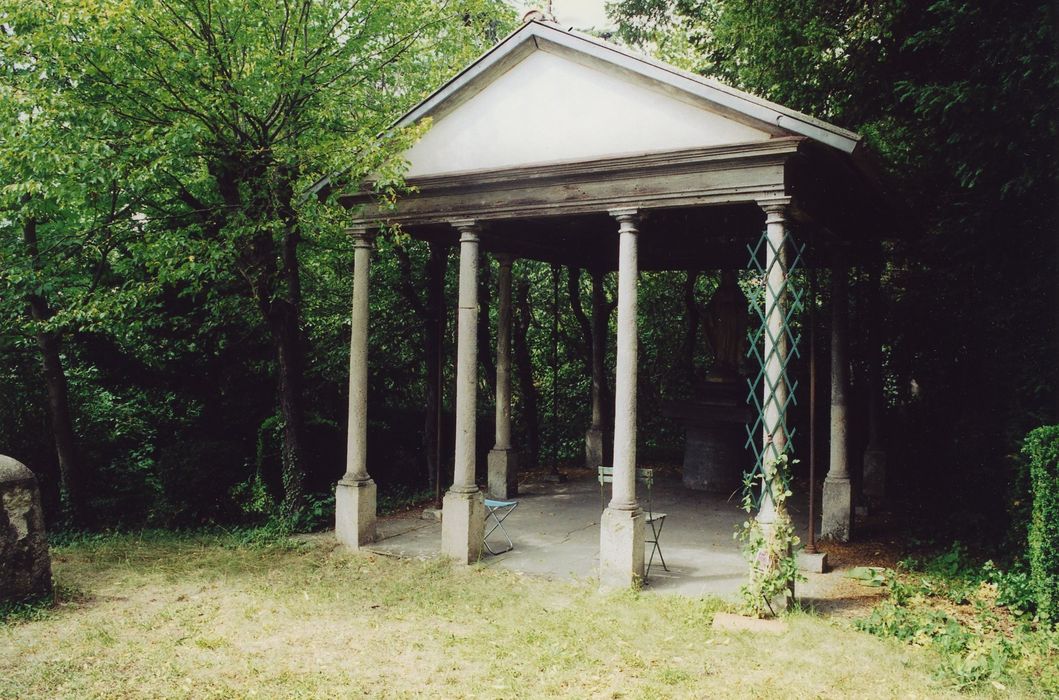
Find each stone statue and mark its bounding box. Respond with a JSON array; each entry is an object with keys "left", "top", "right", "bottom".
[{"left": 700, "top": 269, "right": 749, "bottom": 381}]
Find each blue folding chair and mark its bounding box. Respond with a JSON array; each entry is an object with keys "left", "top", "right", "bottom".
[{"left": 483, "top": 498, "right": 518, "bottom": 554}]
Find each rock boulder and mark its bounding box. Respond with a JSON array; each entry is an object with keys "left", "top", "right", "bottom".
[{"left": 1, "top": 455, "right": 52, "bottom": 604}]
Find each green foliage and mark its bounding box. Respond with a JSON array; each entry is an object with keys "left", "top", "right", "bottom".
[
  {"left": 1, "top": 0, "right": 1053, "bottom": 546},
  {"left": 0, "top": 0, "right": 516, "bottom": 527},
  {"left": 736, "top": 454, "right": 802, "bottom": 617},
  {"left": 988, "top": 561, "right": 1038, "bottom": 616},
  {"left": 609, "top": 0, "right": 1058, "bottom": 547},
  {"left": 856, "top": 551, "right": 1059, "bottom": 693},
  {"left": 230, "top": 468, "right": 277, "bottom": 520},
  {"left": 1024, "top": 425, "right": 1059, "bottom": 622},
  {"left": 377, "top": 485, "right": 434, "bottom": 516}
]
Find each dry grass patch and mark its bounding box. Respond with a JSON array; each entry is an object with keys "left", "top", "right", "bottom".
[{"left": 0, "top": 531, "right": 1035, "bottom": 698}]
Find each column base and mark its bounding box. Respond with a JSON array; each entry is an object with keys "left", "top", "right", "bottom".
[
  {"left": 797, "top": 551, "right": 829, "bottom": 574},
  {"left": 441, "top": 489, "right": 485, "bottom": 564},
  {"left": 862, "top": 446, "right": 887, "bottom": 501},
  {"left": 599, "top": 507, "right": 645, "bottom": 590},
  {"left": 335, "top": 478, "right": 377, "bottom": 549},
  {"left": 487, "top": 448, "right": 519, "bottom": 500},
  {"left": 821, "top": 476, "right": 852, "bottom": 542},
  {"left": 585, "top": 427, "right": 604, "bottom": 470}
]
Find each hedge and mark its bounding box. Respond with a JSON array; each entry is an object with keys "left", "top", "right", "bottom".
[{"left": 1024, "top": 424, "right": 1059, "bottom": 622}]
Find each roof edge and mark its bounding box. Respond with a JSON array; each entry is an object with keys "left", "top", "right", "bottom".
[{"left": 397, "top": 20, "right": 863, "bottom": 154}]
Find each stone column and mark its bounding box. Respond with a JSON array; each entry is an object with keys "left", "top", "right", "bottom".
[
  {"left": 336, "top": 227, "right": 377, "bottom": 548},
  {"left": 585, "top": 270, "right": 607, "bottom": 469},
  {"left": 442, "top": 220, "right": 485, "bottom": 563},
  {"left": 821, "top": 251, "right": 853, "bottom": 541},
  {"left": 487, "top": 253, "right": 518, "bottom": 499},
  {"left": 862, "top": 261, "right": 887, "bottom": 501},
  {"left": 599, "top": 209, "right": 645, "bottom": 589},
  {"left": 757, "top": 201, "right": 791, "bottom": 530}
]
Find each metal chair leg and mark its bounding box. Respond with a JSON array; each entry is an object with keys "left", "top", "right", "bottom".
[
  {"left": 653, "top": 518, "right": 668, "bottom": 572},
  {"left": 483, "top": 500, "right": 517, "bottom": 555}
]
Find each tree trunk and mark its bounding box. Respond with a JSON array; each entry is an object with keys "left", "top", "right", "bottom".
[
  {"left": 275, "top": 168, "right": 308, "bottom": 517},
  {"left": 477, "top": 258, "right": 496, "bottom": 395},
  {"left": 424, "top": 243, "right": 448, "bottom": 493},
  {"left": 590, "top": 270, "right": 612, "bottom": 431},
  {"left": 236, "top": 163, "right": 308, "bottom": 519},
  {"left": 268, "top": 297, "right": 307, "bottom": 518},
  {"left": 513, "top": 275, "right": 540, "bottom": 468},
  {"left": 567, "top": 266, "right": 592, "bottom": 374},
  {"left": 22, "top": 217, "right": 85, "bottom": 524},
  {"left": 394, "top": 242, "right": 451, "bottom": 493},
  {"left": 684, "top": 270, "right": 700, "bottom": 384}
]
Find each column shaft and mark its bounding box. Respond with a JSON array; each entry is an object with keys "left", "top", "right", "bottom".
[
  {"left": 488, "top": 254, "right": 518, "bottom": 500},
  {"left": 452, "top": 227, "right": 480, "bottom": 492},
  {"left": 610, "top": 212, "right": 640, "bottom": 511},
  {"left": 828, "top": 256, "right": 850, "bottom": 480},
  {"left": 759, "top": 205, "right": 789, "bottom": 524},
  {"left": 599, "top": 209, "right": 644, "bottom": 589},
  {"left": 443, "top": 222, "right": 485, "bottom": 563},
  {"left": 494, "top": 256, "right": 513, "bottom": 450},
  {"left": 822, "top": 250, "right": 853, "bottom": 541},
  {"left": 344, "top": 235, "right": 372, "bottom": 482},
  {"left": 335, "top": 228, "right": 377, "bottom": 548}
]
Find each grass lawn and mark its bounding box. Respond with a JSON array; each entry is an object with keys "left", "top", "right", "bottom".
[{"left": 0, "top": 532, "right": 1039, "bottom": 699}]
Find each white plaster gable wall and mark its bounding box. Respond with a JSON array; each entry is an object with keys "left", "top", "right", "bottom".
[{"left": 403, "top": 50, "right": 772, "bottom": 177}]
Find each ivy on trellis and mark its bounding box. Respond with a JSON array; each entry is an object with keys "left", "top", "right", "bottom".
[
  {"left": 743, "top": 227, "right": 806, "bottom": 511},
  {"left": 735, "top": 225, "right": 807, "bottom": 616}
]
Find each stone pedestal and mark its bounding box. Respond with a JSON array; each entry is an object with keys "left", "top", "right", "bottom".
[
  {"left": 682, "top": 422, "right": 745, "bottom": 493},
  {"left": 862, "top": 446, "right": 887, "bottom": 501},
  {"left": 821, "top": 476, "right": 852, "bottom": 542},
  {"left": 797, "top": 551, "right": 829, "bottom": 573},
  {"left": 599, "top": 507, "right": 645, "bottom": 589},
  {"left": 335, "top": 478, "right": 377, "bottom": 549},
  {"left": 441, "top": 489, "right": 484, "bottom": 564},
  {"left": 1, "top": 455, "right": 52, "bottom": 604},
  {"left": 663, "top": 381, "right": 749, "bottom": 493},
  {"left": 487, "top": 448, "right": 518, "bottom": 500}
]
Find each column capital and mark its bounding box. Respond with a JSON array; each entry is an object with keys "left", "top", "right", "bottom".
[
  {"left": 449, "top": 219, "right": 480, "bottom": 242},
  {"left": 608, "top": 208, "right": 640, "bottom": 227},
  {"left": 495, "top": 252, "right": 515, "bottom": 267},
  {"left": 757, "top": 197, "right": 792, "bottom": 223},
  {"left": 346, "top": 226, "right": 377, "bottom": 248}
]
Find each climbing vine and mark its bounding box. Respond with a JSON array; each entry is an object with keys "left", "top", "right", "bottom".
[{"left": 736, "top": 454, "right": 803, "bottom": 617}]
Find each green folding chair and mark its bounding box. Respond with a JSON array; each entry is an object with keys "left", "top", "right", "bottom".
[{"left": 598, "top": 466, "right": 669, "bottom": 577}]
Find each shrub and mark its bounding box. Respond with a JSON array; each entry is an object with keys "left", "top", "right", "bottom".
[
  {"left": 1023, "top": 425, "right": 1059, "bottom": 623},
  {"left": 155, "top": 440, "right": 251, "bottom": 525},
  {"left": 857, "top": 554, "right": 1059, "bottom": 693}
]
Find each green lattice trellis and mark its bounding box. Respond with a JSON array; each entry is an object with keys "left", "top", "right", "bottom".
[{"left": 743, "top": 228, "right": 806, "bottom": 510}]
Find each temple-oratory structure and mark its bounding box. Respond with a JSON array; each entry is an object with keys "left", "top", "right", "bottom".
[{"left": 316, "top": 19, "right": 900, "bottom": 587}]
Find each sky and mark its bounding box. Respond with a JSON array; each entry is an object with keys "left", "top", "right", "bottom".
[{"left": 509, "top": 0, "right": 612, "bottom": 30}]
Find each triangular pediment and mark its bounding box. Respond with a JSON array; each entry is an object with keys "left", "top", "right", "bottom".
[
  {"left": 404, "top": 49, "right": 773, "bottom": 177},
  {"left": 396, "top": 21, "right": 861, "bottom": 179}
]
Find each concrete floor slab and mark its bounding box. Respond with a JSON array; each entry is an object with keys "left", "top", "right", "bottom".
[{"left": 371, "top": 472, "right": 839, "bottom": 602}]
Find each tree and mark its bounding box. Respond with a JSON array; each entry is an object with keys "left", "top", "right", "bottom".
[
  {"left": 610, "top": 0, "right": 1058, "bottom": 539},
  {"left": 6, "top": 0, "right": 510, "bottom": 519},
  {"left": 0, "top": 16, "right": 150, "bottom": 524}
]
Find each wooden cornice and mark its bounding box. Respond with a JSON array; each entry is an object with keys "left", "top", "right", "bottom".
[{"left": 340, "top": 138, "right": 803, "bottom": 226}]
